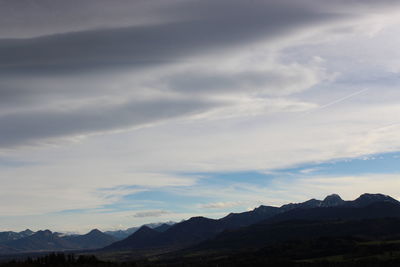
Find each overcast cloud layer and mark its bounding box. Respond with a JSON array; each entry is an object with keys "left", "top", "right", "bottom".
[{"left": 1, "top": 0, "right": 400, "bottom": 232}]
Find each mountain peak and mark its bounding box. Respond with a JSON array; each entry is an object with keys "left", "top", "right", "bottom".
[
  {"left": 348, "top": 193, "right": 399, "bottom": 208},
  {"left": 321, "top": 194, "right": 344, "bottom": 207},
  {"left": 324, "top": 193, "right": 342, "bottom": 200},
  {"left": 87, "top": 229, "right": 103, "bottom": 235},
  {"left": 36, "top": 230, "right": 53, "bottom": 236},
  {"left": 358, "top": 193, "right": 389, "bottom": 199},
  {"left": 353, "top": 193, "right": 399, "bottom": 207},
  {"left": 19, "top": 229, "right": 34, "bottom": 236}
]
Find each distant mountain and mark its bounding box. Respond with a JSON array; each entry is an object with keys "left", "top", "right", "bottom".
[
  {"left": 105, "top": 227, "right": 140, "bottom": 240},
  {"left": 4, "top": 230, "right": 76, "bottom": 251},
  {"left": 105, "top": 222, "right": 176, "bottom": 240},
  {"left": 321, "top": 194, "right": 345, "bottom": 207},
  {"left": 279, "top": 193, "right": 399, "bottom": 211},
  {"left": 0, "top": 229, "right": 35, "bottom": 244},
  {"left": 0, "top": 232, "right": 23, "bottom": 244},
  {"left": 1, "top": 229, "right": 116, "bottom": 253},
  {"left": 63, "top": 229, "right": 117, "bottom": 249},
  {"left": 267, "top": 201, "right": 400, "bottom": 223},
  {"left": 350, "top": 193, "right": 399, "bottom": 207},
  {"left": 280, "top": 194, "right": 346, "bottom": 211},
  {"left": 19, "top": 229, "right": 35, "bottom": 237},
  {"left": 145, "top": 222, "right": 176, "bottom": 229}
]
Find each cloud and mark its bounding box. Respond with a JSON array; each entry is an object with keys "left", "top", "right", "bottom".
[
  {"left": 0, "top": 1, "right": 342, "bottom": 75},
  {"left": 199, "top": 202, "right": 243, "bottom": 209},
  {"left": 0, "top": 97, "right": 219, "bottom": 148},
  {"left": 299, "top": 168, "right": 322, "bottom": 174},
  {"left": 159, "top": 62, "right": 325, "bottom": 97},
  {"left": 0, "top": 0, "right": 397, "bottom": 38},
  {"left": 0, "top": 0, "right": 339, "bottom": 148},
  {"left": 1, "top": 0, "right": 398, "bottom": 149},
  {"left": 132, "top": 210, "right": 171, "bottom": 218},
  {"left": 0, "top": 0, "right": 178, "bottom": 38}
]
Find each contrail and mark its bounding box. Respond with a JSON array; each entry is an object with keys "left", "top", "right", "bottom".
[
  {"left": 317, "top": 88, "right": 369, "bottom": 110},
  {"left": 303, "top": 88, "right": 369, "bottom": 115}
]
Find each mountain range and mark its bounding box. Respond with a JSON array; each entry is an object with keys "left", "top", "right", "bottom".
[
  {"left": 0, "top": 229, "right": 117, "bottom": 254},
  {"left": 1, "top": 193, "right": 399, "bottom": 256},
  {"left": 0, "top": 222, "right": 176, "bottom": 255},
  {"left": 103, "top": 193, "right": 400, "bottom": 252},
  {"left": 0, "top": 229, "right": 34, "bottom": 244}
]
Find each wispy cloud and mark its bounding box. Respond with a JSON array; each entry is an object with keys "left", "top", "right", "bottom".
[
  {"left": 198, "top": 201, "right": 244, "bottom": 209},
  {"left": 132, "top": 210, "right": 171, "bottom": 218}
]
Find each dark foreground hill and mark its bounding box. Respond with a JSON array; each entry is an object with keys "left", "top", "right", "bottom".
[{"left": 195, "top": 216, "right": 400, "bottom": 250}]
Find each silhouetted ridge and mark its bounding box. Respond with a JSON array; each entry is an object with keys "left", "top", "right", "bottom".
[
  {"left": 63, "top": 228, "right": 116, "bottom": 249},
  {"left": 351, "top": 193, "right": 399, "bottom": 207},
  {"left": 220, "top": 205, "right": 280, "bottom": 229},
  {"left": 105, "top": 222, "right": 176, "bottom": 240},
  {"left": 104, "top": 225, "right": 160, "bottom": 250},
  {"left": 102, "top": 193, "right": 400, "bottom": 252},
  {"left": 265, "top": 201, "right": 400, "bottom": 224},
  {"left": 3, "top": 193, "right": 400, "bottom": 255},
  {"left": 88, "top": 229, "right": 102, "bottom": 234},
  {"left": 281, "top": 198, "right": 322, "bottom": 211}
]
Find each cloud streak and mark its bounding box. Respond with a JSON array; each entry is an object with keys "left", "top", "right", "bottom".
[
  {"left": 0, "top": 97, "right": 219, "bottom": 147},
  {"left": 132, "top": 210, "right": 171, "bottom": 218},
  {"left": 0, "top": 1, "right": 342, "bottom": 75}
]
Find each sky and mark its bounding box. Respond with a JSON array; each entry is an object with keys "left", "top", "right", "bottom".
[{"left": 1, "top": 0, "right": 400, "bottom": 233}]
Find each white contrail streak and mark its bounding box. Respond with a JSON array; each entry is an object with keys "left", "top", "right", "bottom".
[
  {"left": 303, "top": 88, "right": 369, "bottom": 116},
  {"left": 317, "top": 88, "right": 369, "bottom": 110}
]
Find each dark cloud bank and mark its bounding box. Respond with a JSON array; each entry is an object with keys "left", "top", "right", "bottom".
[{"left": 0, "top": 0, "right": 397, "bottom": 148}]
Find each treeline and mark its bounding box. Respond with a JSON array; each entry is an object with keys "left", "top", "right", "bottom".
[
  {"left": 0, "top": 253, "right": 136, "bottom": 267},
  {"left": 2, "top": 251, "right": 400, "bottom": 267}
]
